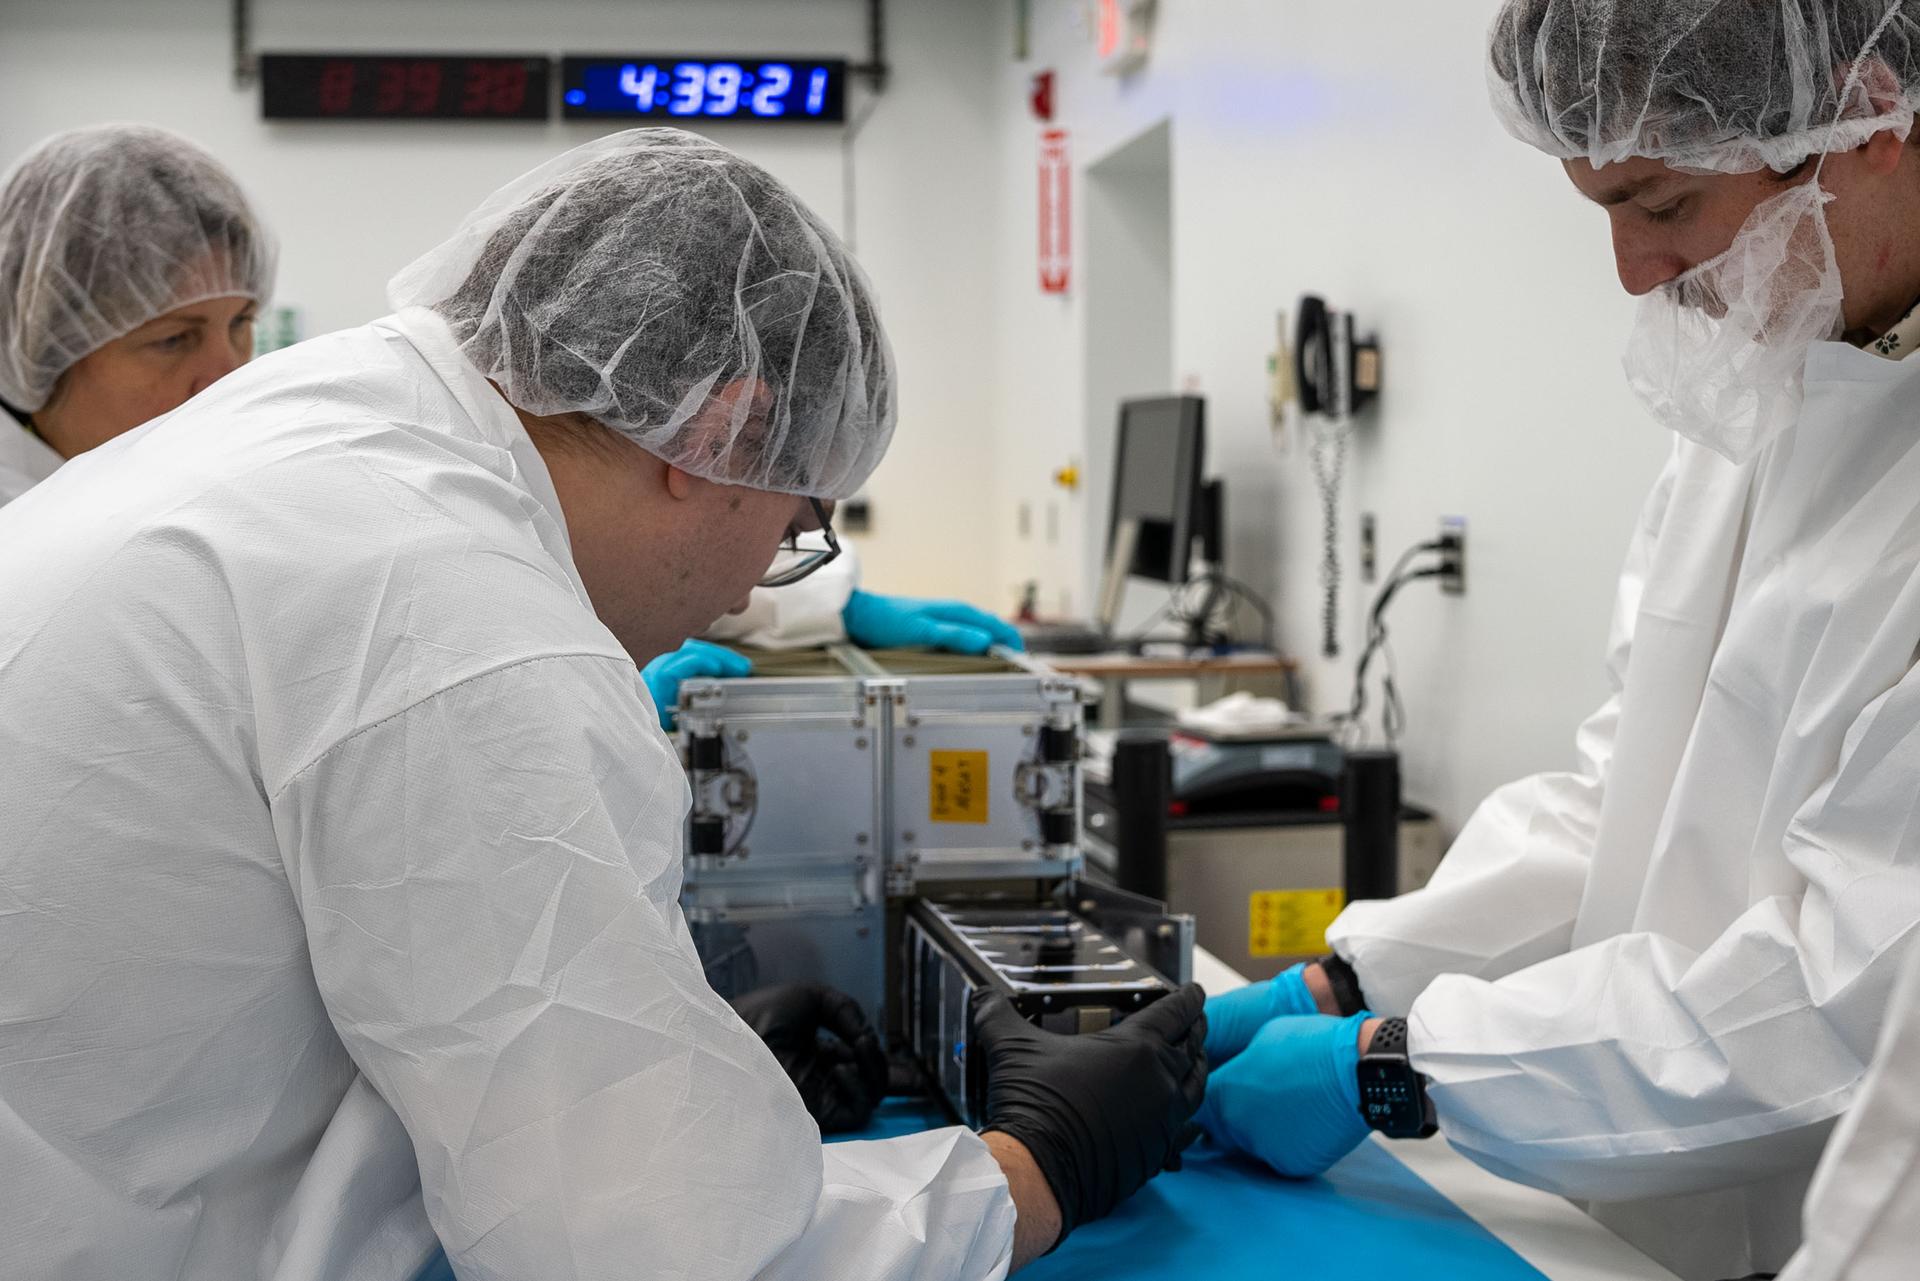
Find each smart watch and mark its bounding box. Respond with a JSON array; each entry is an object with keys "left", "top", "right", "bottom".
[{"left": 1357, "top": 1017, "right": 1438, "bottom": 1139}]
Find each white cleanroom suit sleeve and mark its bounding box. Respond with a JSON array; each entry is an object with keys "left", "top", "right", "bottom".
[
  {"left": 270, "top": 652, "right": 1014, "bottom": 1281},
  {"left": 1776, "top": 941, "right": 1920, "bottom": 1281},
  {"left": 705, "top": 547, "right": 860, "bottom": 650},
  {"left": 1408, "top": 654, "right": 1920, "bottom": 1203},
  {"left": 1326, "top": 454, "right": 1679, "bottom": 1016},
  {"left": 0, "top": 417, "right": 64, "bottom": 505}
]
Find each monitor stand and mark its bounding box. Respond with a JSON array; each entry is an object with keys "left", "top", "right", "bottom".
[{"left": 1096, "top": 518, "right": 1141, "bottom": 635}]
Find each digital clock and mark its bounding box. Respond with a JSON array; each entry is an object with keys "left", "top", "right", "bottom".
[
  {"left": 560, "top": 57, "right": 847, "bottom": 123},
  {"left": 261, "top": 54, "right": 550, "bottom": 121}
]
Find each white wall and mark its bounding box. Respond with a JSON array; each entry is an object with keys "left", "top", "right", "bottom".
[
  {"left": 0, "top": 0, "right": 1001, "bottom": 603},
  {"left": 2, "top": 0, "right": 1682, "bottom": 838},
  {"left": 1081, "top": 118, "right": 1173, "bottom": 624},
  {"left": 987, "top": 1, "right": 1672, "bottom": 835}
]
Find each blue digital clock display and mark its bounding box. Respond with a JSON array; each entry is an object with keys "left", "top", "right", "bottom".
[{"left": 560, "top": 57, "right": 847, "bottom": 123}]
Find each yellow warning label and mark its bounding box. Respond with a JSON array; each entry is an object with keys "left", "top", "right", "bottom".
[
  {"left": 929, "top": 750, "right": 990, "bottom": 824},
  {"left": 1248, "top": 889, "right": 1347, "bottom": 958}
]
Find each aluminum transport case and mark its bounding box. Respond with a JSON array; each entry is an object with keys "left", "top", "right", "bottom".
[{"left": 673, "top": 644, "right": 1192, "bottom": 1122}]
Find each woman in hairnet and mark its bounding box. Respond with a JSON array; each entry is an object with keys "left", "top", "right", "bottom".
[
  {"left": 0, "top": 128, "right": 1206, "bottom": 1280},
  {"left": 1193, "top": 4, "right": 1920, "bottom": 1278},
  {"left": 0, "top": 123, "right": 273, "bottom": 504}
]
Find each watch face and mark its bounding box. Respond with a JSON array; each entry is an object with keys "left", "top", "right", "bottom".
[{"left": 1359, "top": 1059, "right": 1421, "bottom": 1131}]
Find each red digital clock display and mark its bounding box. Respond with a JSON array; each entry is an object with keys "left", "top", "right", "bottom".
[{"left": 261, "top": 54, "right": 550, "bottom": 121}]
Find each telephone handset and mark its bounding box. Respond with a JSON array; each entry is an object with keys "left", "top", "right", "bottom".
[
  {"left": 1295, "top": 297, "right": 1380, "bottom": 419},
  {"left": 1295, "top": 295, "right": 1337, "bottom": 417}
]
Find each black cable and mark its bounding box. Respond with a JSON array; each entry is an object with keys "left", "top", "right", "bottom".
[
  {"left": 1365, "top": 565, "right": 1443, "bottom": 637},
  {"left": 1374, "top": 540, "right": 1444, "bottom": 606},
  {"left": 1379, "top": 632, "right": 1408, "bottom": 746},
  {"left": 1347, "top": 566, "right": 1443, "bottom": 718},
  {"left": 1353, "top": 560, "right": 1439, "bottom": 674},
  {"left": 1117, "top": 592, "right": 1182, "bottom": 646},
  {"left": 1120, "top": 580, "right": 1199, "bottom": 647},
  {"left": 1337, "top": 541, "right": 1448, "bottom": 742},
  {"left": 1188, "top": 576, "right": 1228, "bottom": 646},
  {"left": 1175, "top": 576, "right": 1231, "bottom": 649},
  {"left": 1121, "top": 572, "right": 1278, "bottom": 650},
  {"left": 1210, "top": 573, "right": 1276, "bottom": 648}
]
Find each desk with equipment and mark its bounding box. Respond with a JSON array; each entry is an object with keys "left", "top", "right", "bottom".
[
  {"left": 1021, "top": 396, "right": 1263, "bottom": 655},
  {"left": 1022, "top": 394, "right": 1297, "bottom": 727}
]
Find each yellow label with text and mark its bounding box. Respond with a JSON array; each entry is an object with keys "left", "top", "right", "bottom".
[
  {"left": 929, "top": 750, "right": 990, "bottom": 824},
  {"left": 1248, "top": 889, "right": 1347, "bottom": 957}
]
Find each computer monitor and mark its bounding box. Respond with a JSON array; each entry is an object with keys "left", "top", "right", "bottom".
[{"left": 1106, "top": 395, "right": 1207, "bottom": 588}]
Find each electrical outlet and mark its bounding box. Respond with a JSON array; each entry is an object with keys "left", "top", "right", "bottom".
[
  {"left": 1438, "top": 517, "right": 1467, "bottom": 595},
  {"left": 1359, "top": 513, "right": 1378, "bottom": 583}
]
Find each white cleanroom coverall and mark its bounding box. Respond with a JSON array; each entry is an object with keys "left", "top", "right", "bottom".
[
  {"left": 1776, "top": 936, "right": 1920, "bottom": 1281},
  {"left": 1327, "top": 340, "right": 1920, "bottom": 1280},
  {"left": 0, "top": 414, "right": 60, "bottom": 504},
  {"left": 0, "top": 308, "right": 1015, "bottom": 1280}
]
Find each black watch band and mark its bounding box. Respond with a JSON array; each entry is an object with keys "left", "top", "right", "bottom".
[
  {"left": 1368, "top": 1016, "right": 1412, "bottom": 1056},
  {"left": 1318, "top": 953, "right": 1368, "bottom": 1017},
  {"left": 1357, "top": 1017, "right": 1438, "bottom": 1140}
]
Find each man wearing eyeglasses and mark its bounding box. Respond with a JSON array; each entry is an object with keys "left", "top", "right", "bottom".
[
  {"left": 653, "top": 492, "right": 1029, "bottom": 1136},
  {"left": 0, "top": 131, "right": 1208, "bottom": 1280}
]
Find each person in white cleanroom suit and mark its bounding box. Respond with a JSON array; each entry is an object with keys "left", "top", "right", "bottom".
[
  {"left": 0, "top": 122, "right": 986, "bottom": 1144},
  {"left": 1773, "top": 938, "right": 1920, "bottom": 1281},
  {"left": 1195, "top": 4, "right": 1920, "bottom": 1279},
  {"left": 0, "top": 123, "right": 271, "bottom": 503},
  {"left": 0, "top": 129, "right": 1207, "bottom": 1280}
]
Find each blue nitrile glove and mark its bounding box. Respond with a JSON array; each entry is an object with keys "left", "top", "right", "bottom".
[
  {"left": 842, "top": 590, "right": 1027, "bottom": 656},
  {"left": 1196, "top": 1012, "right": 1373, "bottom": 1179},
  {"left": 640, "top": 639, "right": 753, "bottom": 729},
  {"left": 1203, "top": 963, "right": 1319, "bottom": 1067}
]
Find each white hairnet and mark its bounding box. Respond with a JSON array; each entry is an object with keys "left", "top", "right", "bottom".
[
  {"left": 387, "top": 128, "right": 895, "bottom": 500},
  {"left": 1488, "top": 1, "right": 1920, "bottom": 173},
  {"left": 0, "top": 124, "right": 275, "bottom": 413}
]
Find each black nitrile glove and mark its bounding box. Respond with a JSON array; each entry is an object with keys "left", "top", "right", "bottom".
[
  {"left": 972, "top": 983, "right": 1209, "bottom": 1246},
  {"left": 731, "top": 982, "right": 890, "bottom": 1134}
]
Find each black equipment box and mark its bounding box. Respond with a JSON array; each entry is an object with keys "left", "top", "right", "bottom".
[{"left": 905, "top": 898, "right": 1177, "bottom": 1127}]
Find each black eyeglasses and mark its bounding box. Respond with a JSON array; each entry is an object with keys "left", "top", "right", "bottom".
[{"left": 759, "top": 497, "right": 841, "bottom": 589}]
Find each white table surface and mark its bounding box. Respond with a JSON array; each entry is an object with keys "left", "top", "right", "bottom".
[{"left": 1191, "top": 948, "right": 1682, "bottom": 1281}]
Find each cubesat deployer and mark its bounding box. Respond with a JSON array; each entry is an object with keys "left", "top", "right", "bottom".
[{"left": 674, "top": 644, "right": 1192, "bottom": 1124}]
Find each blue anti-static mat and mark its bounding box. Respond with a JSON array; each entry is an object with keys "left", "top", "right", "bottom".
[
  {"left": 842, "top": 1099, "right": 1549, "bottom": 1280},
  {"left": 411, "top": 1100, "right": 1547, "bottom": 1280}
]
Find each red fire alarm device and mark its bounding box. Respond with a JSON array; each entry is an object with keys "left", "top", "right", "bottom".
[{"left": 1030, "top": 70, "right": 1055, "bottom": 121}]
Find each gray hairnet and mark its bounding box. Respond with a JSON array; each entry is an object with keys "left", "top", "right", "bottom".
[
  {"left": 0, "top": 124, "right": 275, "bottom": 412},
  {"left": 387, "top": 128, "right": 895, "bottom": 500},
  {"left": 1488, "top": 1, "right": 1920, "bottom": 173}
]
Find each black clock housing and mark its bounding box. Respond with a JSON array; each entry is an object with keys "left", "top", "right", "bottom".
[{"left": 261, "top": 54, "right": 550, "bottom": 121}]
